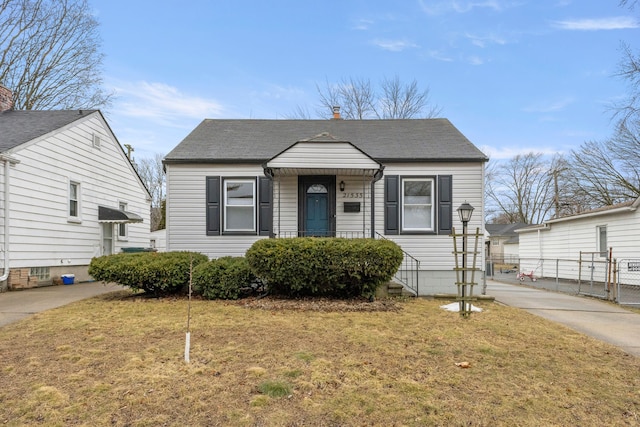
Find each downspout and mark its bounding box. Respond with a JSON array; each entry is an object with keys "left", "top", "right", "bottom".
[{"left": 0, "top": 155, "right": 20, "bottom": 286}]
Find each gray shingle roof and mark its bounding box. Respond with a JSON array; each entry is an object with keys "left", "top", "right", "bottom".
[
  {"left": 0, "top": 110, "right": 96, "bottom": 152},
  {"left": 485, "top": 222, "right": 529, "bottom": 237},
  {"left": 164, "top": 118, "right": 488, "bottom": 164}
]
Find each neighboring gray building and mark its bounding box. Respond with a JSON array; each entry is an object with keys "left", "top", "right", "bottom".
[{"left": 485, "top": 222, "right": 528, "bottom": 264}]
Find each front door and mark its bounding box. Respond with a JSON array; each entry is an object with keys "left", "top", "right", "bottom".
[
  {"left": 306, "top": 186, "right": 329, "bottom": 236},
  {"left": 299, "top": 176, "right": 335, "bottom": 237},
  {"left": 102, "top": 223, "right": 113, "bottom": 255}
]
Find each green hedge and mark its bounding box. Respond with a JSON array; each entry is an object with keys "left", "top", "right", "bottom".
[
  {"left": 88, "top": 251, "right": 208, "bottom": 296},
  {"left": 245, "top": 238, "right": 403, "bottom": 298},
  {"left": 192, "top": 257, "right": 258, "bottom": 300}
]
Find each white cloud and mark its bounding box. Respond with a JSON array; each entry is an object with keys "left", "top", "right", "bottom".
[
  {"left": 481, "top": 145, "right": 562, "bottom": 160},
  {"left": 371, "top": 39, "right": 419, "bottom": 51},
  {"left": 111, "top": 80, "right": 225, "bottom": 127},
  {"left": 553, "top": 16, "right": 638, "bottom": 31},
  {"left": 465, "top": 32, "right": 507, "bottom": 48},
  {"left": 523, "top": 97, "right": 574, "bottom": 113},
  {"left": 352, "top": 18, "right": 374, "bottom": 30},
  {"left": 426, "top": 50, "right": 454, "bottom": 62},
  {"left": 419, "top": 0, "right": 507, "bottom": 15},
  {"left": 467, "top": 55, "right": 485, "bottom": 65}
]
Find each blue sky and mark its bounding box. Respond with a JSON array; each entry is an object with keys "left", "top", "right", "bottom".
[{"left": 92, "top": 1, "right": 639, "bottom": 161}]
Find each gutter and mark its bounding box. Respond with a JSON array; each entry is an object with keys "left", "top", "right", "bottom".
[{"left": 0, "top": 154, "right": 20, "bottom": 286}]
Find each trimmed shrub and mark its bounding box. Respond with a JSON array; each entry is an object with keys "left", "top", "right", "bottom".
[
  {"left": 245, "top": 238, "right": 403, "bottom": 298},
  {"left": 192, "top": 256, "right": 258, "bottom": 300},
  {"left": 88, "top": 251, "right": 208, "bottom": 296}
]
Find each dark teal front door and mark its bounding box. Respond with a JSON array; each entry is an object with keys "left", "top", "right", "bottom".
[
  {"left": 306, "top": 192, "right": 329, "bottom": 236},
  {"left": 299, "top": 177, "right": 335, "bottom": 237}
]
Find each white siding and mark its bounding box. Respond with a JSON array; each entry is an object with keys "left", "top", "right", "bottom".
[
  {"left": 268, "top": 142, "right": 379, "bottom": 170},
  {"left": 166, "top": 164, "right": 267, "bottom": 258},
  {"left": 272, "top": 175, "right": 298, "bottom": 236},
  {"left": 518, "top": 209, "right": 640, "bottom": 281},
  {"left": 2, "top": 113, "right": 150, "bottom": 276},
  {"left": 374, "top": 163, "right": 484, "bottom": 266},
  {"left": 166, "top": 161, "right": 485, "bottom": 295},
  {"left": 336, "top": 175, "right": 373, "bottom": 237}
]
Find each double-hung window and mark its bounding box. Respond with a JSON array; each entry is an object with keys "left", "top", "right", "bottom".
[
  {"left": 401, "top": 177, "right": 434, "bottom": 232},
  {"left": 69, "top": 181, "right": 81, "bottom": 221},
  {"left": 223, "top": 179, "right": 256, "bottom": 232},
  {"left": 597, "top": 225, "right": 607, "bottom": 258},
  {"left": 119, "top": 202, "right": 128, "bottom": 240}
]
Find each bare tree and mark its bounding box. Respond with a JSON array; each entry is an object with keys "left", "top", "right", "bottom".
[
  {"left": 485, "top": 153, "right": 555, "bottom": 224},
  {"left": 310, "top": 76, "right": 441, "bottom": 120},
  {"left": 378, "top": 76, "right": 442, "bottom": 119},
  {"left": 136, "top": 153, "right": 166, "bottom": 231},
  {"left": 565, "top": 121, "right": 640, "bottom": 207},
  {"left": 316, "top": 77, "right": 377, "bottom": 119},
  {"left": 612, "top": 43, "right": 640, "bottom": 128},
  {"left": 0, "top": 0, "right": 111, "bottom": 110}
]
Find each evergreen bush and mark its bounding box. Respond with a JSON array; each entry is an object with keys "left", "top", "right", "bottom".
[
  {"left": 245, "top": 238, "right": 403, "bottom": 298},
  {"left": 192, "top": 256, "right": 258, "bottom": 300},
  {"left": 88, "top": 251, "right": 208, "bottom": 296}
]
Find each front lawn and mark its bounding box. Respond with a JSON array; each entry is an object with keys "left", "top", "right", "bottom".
[{"left": 0, "top": 292, "right": 638, "bottom": 426}]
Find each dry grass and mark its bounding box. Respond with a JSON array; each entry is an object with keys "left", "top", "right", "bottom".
[{"left": 1, "top": 291, "right": 639, "bottom": 426}]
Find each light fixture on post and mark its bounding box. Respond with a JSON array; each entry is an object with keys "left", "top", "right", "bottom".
[
  {"left": 457, "top": 201, "right": 474, "bottom": 317},
  {"left": 339, "top": 181, "right": 345, "bottom": 192}
]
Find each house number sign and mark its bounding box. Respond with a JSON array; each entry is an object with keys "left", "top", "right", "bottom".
[{"left": 342, "top": 192, "right": 363, "bottom": 199}]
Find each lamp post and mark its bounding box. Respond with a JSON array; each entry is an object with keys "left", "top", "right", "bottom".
[{"left": 457, "top": 202, "right": 474, "bottom": 316}]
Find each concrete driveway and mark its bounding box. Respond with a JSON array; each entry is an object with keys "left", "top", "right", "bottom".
[
  {"left": 486, "top": 279, "right": 640, "bottom": 357},
  {"left": 0, "top": 281, "right": 123, "bottom": 327}
]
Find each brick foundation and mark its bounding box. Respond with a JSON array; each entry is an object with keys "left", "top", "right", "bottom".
[{"left": 8, "top": 269, "right": 41, "bottom": 289}]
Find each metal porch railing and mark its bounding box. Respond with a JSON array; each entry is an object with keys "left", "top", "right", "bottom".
[
  {"left": 375, "top": 233, "right": 420, "bottom": 297},
  {"left": 276, "top": 231, "right": 370, "bottom": 239}
]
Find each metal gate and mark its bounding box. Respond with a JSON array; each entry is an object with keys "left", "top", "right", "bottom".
[
  {"left": 577, "top": 252, "right": 610, "bottom": 299},
  {"left": 617, "top": 259, "right": 640, "bottom": 306}
]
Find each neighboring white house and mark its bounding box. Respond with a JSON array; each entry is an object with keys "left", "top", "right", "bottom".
[
  {"left": 163, "top": 114, "right": 488, "bottom": 296},
  {"left": 0, "top": 85, "right": 151, "bottom": 290},
  {"left": 150, "top": 229, "right": 166, "bottom": 252},
  {"left": 517, "top": 197, "right": 640, "bottom": 283}
]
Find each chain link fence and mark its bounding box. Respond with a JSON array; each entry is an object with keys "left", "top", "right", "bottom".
[
  {"left": 488, "top": 255, "right": 612, "bottom": 299},
  {"left": 617, "top": 259, "right": 640, "bottom": 306}
]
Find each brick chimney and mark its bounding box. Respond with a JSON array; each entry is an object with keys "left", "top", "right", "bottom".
[
  {"left": 0, "top": 85, "right": 14, "bottom": 112},
  {"left": 332, "top": 106, "right": 342, "bottom": 120}
]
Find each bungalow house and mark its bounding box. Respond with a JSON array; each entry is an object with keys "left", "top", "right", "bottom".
[
  {"left": 163, "top": 114, "right": 488, "bottom": 296},
  {"left": 517, "top": 197, "right": 640, "bottom": 285},
  {"left": 0, "top": 85, "right": 151, "bottom": 290}
]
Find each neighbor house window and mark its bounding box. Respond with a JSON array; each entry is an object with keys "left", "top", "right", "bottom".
[
  {"left": 401, "top": 178, "right": 434, "bottom": 232},
  {"left": 118, "top": 202, "right": 128, "bottom": 239},
  {"left": 223, "top": 179, "right": 256, "bottom": 232},
  {"left": 69, "top": 181, "right": 80, "bottom": 220},
  {"left": 92, "top": 133, "right": 101, "bottom": 149},
  {"left": 30, "top": 266, "right": 50, "bottom": 281},
  {"left": 597, "top": 225, "right": 607, "bottom": 257}
]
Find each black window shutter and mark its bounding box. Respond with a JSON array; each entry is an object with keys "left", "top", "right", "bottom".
[
  {"left": 258, "top": 177, "right": 272, "bottom": 236},
  {"left": 384, "top": 175, "right": 399, "bottom": 235},
  {"left": 206, "top": 176, "right": 220, "bottom": 236},
  {"left": 438, "top": 175, "right": 453, "bottom": 235}
]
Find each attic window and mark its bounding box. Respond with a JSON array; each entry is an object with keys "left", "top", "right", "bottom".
[{"left": 92, "top": 133, "right": 101, "bottom": 149}]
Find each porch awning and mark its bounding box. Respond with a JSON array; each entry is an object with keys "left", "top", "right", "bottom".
[
  {"left": 98, "top": 206, "right": 144, "bottom": 223},
  {"left": 262, "top": 133, "right": 384, "bottom": 179}
]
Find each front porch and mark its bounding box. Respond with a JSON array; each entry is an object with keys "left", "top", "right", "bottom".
[{"left": 263, "top": 132, "right": 383, "bottom": 239}]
